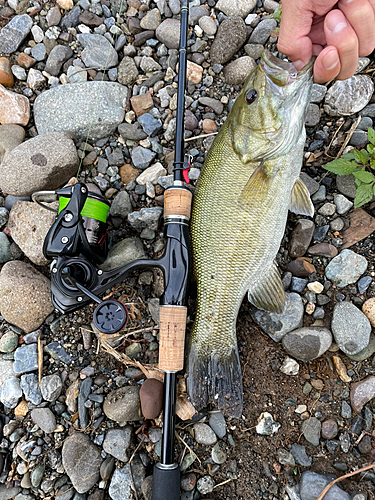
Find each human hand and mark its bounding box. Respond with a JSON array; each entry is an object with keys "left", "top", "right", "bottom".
[{"left": 277, "top": 0, "right": 375, "bottom": 83}]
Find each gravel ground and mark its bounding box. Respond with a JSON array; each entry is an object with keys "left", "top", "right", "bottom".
[{"left": 1, "top": 0, "right": 375, "bottom": 499}]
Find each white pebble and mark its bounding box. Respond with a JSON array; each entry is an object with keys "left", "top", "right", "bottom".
[
  {"left": 280, "top": 357, "right": 300, "bottom": 376},
  {"left": 31, "top": 25, "right": 44, "bottom": 43},
  {"left": 307, "top": 281, "right": 324, "bottom": 294}
]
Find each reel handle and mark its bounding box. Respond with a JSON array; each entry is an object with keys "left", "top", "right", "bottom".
[{"left": 151, "top": 464, "right": 180, "bottom": 500}]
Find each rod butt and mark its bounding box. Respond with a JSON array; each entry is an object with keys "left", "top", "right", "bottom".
[{"left": 151, "top": 463, "right": 180, "bottom": 500}]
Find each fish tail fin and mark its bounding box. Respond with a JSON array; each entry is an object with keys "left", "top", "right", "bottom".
[{"left": 186, "top": 343, "right": 243, "bottom": 418}]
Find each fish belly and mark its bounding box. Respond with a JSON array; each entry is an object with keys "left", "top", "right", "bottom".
[{"left": 187, "top": 130, "right": 304, "bottom": 417}]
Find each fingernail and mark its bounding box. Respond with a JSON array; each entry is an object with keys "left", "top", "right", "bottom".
[
  {"left": 340, "top": 0, "right": 355, "bottom": 5},
  {"left": 326, "top": 17, "right": 348, "bottom": 34},
  {"left": 293, "top": 60, "right": 305, "bottom": 70},
  {"left": 322, "top": 50, "right": 339, "bottom": 71}
]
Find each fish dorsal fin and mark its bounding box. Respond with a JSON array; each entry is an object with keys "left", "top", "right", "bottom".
[
  {"left": 248, "top": 262, "right": 285, "bottom": 313},
  {"left": 289, "top": 177, "right": 314, "bottom": 217},
  {"left": 239, "top": 164, "right": 273, "bottom": 210}
]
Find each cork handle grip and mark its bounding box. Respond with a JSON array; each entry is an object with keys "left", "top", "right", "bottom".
[
  {"left": 164, "top": 188, "right": 192, "bottom": 218},
  {"left": 158, "top": 306, "right": 187, "bottom": 371}
]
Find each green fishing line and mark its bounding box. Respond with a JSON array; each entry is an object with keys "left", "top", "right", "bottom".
[{"left": 58, "top": 197, "right": 109, "bottom": 223}]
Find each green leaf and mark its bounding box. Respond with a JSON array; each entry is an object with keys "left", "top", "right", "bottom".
[
  {"left": 323, "top": 159, "right": 358, "bottom": 175},
  {"left": 341, "top": 151, "right": 356, "bottom": 160},
  {"left": 353, "top": 170, "right": 375, "bottom": 183},
  {"left": 367, "top": 144, "right": 374, "bottom": 155},
  {"left": 368, "top": 127, "right": 375, "bottom": 146},
  {"left": 354, "top": 183, "right": 374, "bottom": 208},
  {"left": 370, "top": 160, "right": 375, "bottom": 170},
  {"left": 354, "top": 149, "right": 368, "bottom": 165}
]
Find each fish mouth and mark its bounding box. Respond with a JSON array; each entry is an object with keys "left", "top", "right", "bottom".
[{"left": 261, "top": 50, "right": 314, "bottom": 85}]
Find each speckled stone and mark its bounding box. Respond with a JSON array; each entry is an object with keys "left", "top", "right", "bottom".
[
  {"left": 351, "top": 376, "right": 375, "bottom": 413},
  {"left": 325, "top": 249, "right": 367, "bottom": 288},
  {"left": 324, "top": 75, "right": 374, "bottom": 116},
  {"left": 332, "top": 302, "right": 371, "bottom": 355}
]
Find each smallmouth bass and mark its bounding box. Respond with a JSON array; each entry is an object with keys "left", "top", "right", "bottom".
[{"left": 187, "top": 51, "right": 314, "bottom": 417}]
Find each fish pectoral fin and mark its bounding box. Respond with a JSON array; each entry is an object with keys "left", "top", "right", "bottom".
[
  {"left": 289, "top": 177, "right": 314, "bottom": 217},
  {"left": 239, "top": 164, "right": 272, "bottom": 209},
  {"left": 248, "top": 262, "right": 285, "bottom": 313}
]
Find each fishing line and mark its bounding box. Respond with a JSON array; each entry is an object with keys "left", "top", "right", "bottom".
[{"left": 76, "top": 0, "right": 127, "bottom": 179}]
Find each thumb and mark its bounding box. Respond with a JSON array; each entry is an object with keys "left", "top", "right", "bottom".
[{"left": 277, "top": 1, "right": 314, "bottom": 67}]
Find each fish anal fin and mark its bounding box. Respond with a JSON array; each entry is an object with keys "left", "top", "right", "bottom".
[
  {"left": 289, "top": 177, "right": 314, "bottom": 217},
  {"left": 248, "top": 262, "right": 285, "bottom": 313},
  {"left": 239, "top": 164, "right": 272, "bottom": 209},
  {"left": 186, "top": 343, "right": 243, "bottom": 418}
]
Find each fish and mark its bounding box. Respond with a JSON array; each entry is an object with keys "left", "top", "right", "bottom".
[{"left": 186, "top": 50, "right": 314, "bottom": 418}]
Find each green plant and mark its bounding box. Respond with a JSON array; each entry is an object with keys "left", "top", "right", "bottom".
[{"left": 322, "top": 127, "right": 375, "bottom": 209}]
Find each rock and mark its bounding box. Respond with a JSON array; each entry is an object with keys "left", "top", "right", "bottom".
[
  {"left": 0, "top": 261, "right": 54, "bottom": 333},
  {"left": 117, "top": 56, "right": 139, "bottom": 86},
  {"left": 336, "top": 174, "right": 356, "bottom": 199},
  {"left": 103, "top": 386, "right": 141, "bottom": 424},
  {"left": 0, "top": 233, "right": 13, "bottom": 264},
  {"left": 334, "top": 194, "right": 353, "bottom": 215},
  {"left": 321, "top": 419, "right": 338, "bottom": 440},
  {"left": 119, "top": 164, "right": 139, "bottom": 185},
  {"left": 305, "top": 103, "right": 320, "bottom": 127},
  {"left": 277, "top": 448, "right": 295, "bottom": 467},
  {"left": 140, "top": 8, "right": 161, "bottom": 30},
  {"left": 99, "top": 237, "right": 146, "bottom": 272},
  {"left": 62, "top": 433, "right": 102, "bottom": 493},
  {"left": 300, "top": 172, "right": 319, "bottom": 195},
  {"left": 310, "top": 83, "right": 327, "bottom": 103},
  {"left": 0, "top": 486, "right": 21, "bottom": 499},
  {"left": 223, "top": 56, "right": 256, "bottom": 85},
  {"left": 155, "top": 18, "right": 180, "bottom": 49},
  {"left": 342, "top": 208, "right": 375, "bottom": 250},
  {"left": 256, "top": 412, "right": 280, "bottom": 435},
  {"left": 324, "top": 75, "right": 374, "bottom": 116},
  {"left": 0, "top": 84, "right": 30, "bottom": 126},
  {"left": 139, "top": 378, "right": 163, "bottom": 419},
  {"left": 0, "top": 132, "right": 79, "bottom": 196},
  {"left": 280, "top": 357, "right": 300, "bottom": 376},
  {"left": 34, "top": 82, "right": 128, "bottom": 141},
  {"left": 289, "top": 219, "right": 315, "bottom": 258},
  {"left": 20, "top": 373, "right": 42, "bottom": 405},
  {"left": 210, "top": 17, "right": 247, "bottom": 65},
  {"left": 0, "top": 377, "right": 22, "bottom": 408},
  {"left": 8, "top": 201, "right": 57, "bottom": 264},
  {"left": 202, "top": 119, "right": 217, "bottom": 134},
  {"left": 45, "top": 341, "right": 74, "bottom": 364},
  {"left": 186, "top": 60, "right": 203, "bottom": 84},
  {"left": 130, "top": 92, "right": 154, "bottom": 117},
  {"left": 31, "top": 43, "right": 46, "bottom": 62},
  {"left": 198, "top": 96, "right": 223, "bottom": 115},
  {"left": 198, "top": 16, "right": 217, "bottom": 36},
  {"left": 0, "top": 330, "right": 18, "bottom": 353},
  {"left": 13, "top": 343, "right": 38, "bottom": 374},
  {"left": 118, "top": 122, "right": 147, "bottom": 142},
  {"left": 193, "top": 423, "right": 217, "bottom": 446},
  {"left": 46, "top": 6, "right": 61, "bottom": 26},
  {"left": 208, "top": 411, "right": 226, "bottom": 438},
  {"left": 77, "top": 34, "right": 118, "bottom": 69},
  {"left": 299, "top": 471, "right": 350, "bottom": 500},
  {"left": 216, "top": 0, "right": 256, "bottom": 17},
  {"left": 128, "top": 207, "right": 163, "bottom": 230},
  {"left": 249, "top": 19, "right": 277, "bottom": 44},
  {"left": 244, "top": 43, "right": 264, "bottom": 60},
  {"left": 103, "top": 427, "right": 132, "bottom": 462},
  {"left": 282, "top": 327, "right": 332, "bottom": 361},
  {"left": 302, "top": 417, "right": 321, "bottom": 446},
  {"left": 79, "top": 11, "right": 104, "bottom": 26},
  {"left": 140, "top": 56, "right": 161, "bottom": 73},
  {"left": 325, "top": 249, "right": 367, "bottom": 288},
  {"left": 137, "top": 163, "right": 166, "bottom": 185},
  {"left": 30, "top": 408, "right": 57, "bottom": 433},
  {"left": 0, "top": 57, "right": 14, "bottom": 87},
  {"left": 109, "top": 191, "right": 132, "bottom": 219},
  {"left": 45, "top": 45, "right": 73, "bottom": 76},
  {"left": 319, "top": 202, "right": 336, "bottom": 217},
  {"left": 250, "top": 292, "right": 304, "bottom": 342},
  {"left": 0, "top": 14, "right": 33, "bottom": 53},
  {"left": 40, "top": 374, "right": 63, "bottom": 402},
  {"left": 308, "top": 243, "right": 338, "bottom": 258},
  {"left": 332, "top": 302, "right": 371, "bottom": 355},
  {"left": 26, "top": 68, "right": 45, "bottom": 90},
  {"left": 0, "top": 359, "right": 16, "bottom": 388},
  {"left": 0, "top": 124, "right": 25, "bottom": 162},
  {"left": 138, "top": 113, "right": 163, "bottom": 137},
  {"left": 290, "top": 444, "right": 311, "bottom": 467},
  {"left": 108, "top": 465, "right": 138, "bottom": 500},
  {"left": 363, "top": 298, "right": 375, "bottom": 327},
  {"left": 196, "top": 476, "right": 215, "bottom": 495}
]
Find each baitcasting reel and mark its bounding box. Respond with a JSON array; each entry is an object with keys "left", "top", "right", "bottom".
[{"left": 33, "top": 180, "right": 190, "bottom": 335}]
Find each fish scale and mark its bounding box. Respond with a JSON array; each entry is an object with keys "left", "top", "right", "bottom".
[{"left": 186, "top": 51, "right": 314, "bottom": 417}]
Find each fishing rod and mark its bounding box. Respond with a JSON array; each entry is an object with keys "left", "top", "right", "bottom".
[{"left": 33, "top": 1, "right": 191, "bottom": 498}]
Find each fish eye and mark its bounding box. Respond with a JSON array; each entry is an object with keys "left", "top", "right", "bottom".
[{"left": 245, "top": 89, "right": 258, "bottom": 104}]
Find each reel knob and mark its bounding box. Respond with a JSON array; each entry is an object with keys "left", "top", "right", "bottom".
[{"left": 93, "top": 299, "right": 128, "bottom": 334}]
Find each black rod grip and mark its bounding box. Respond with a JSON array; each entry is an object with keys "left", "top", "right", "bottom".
[{"left": 151, "top": 464, "right": 180, "bottom": 500}]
